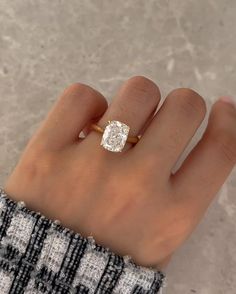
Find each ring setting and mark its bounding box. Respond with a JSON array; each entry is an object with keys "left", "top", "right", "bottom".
[{"left": 90, "top": 120, "right": 140, "bottom": 152}]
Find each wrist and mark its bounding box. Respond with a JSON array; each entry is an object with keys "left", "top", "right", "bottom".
[{"left": 0, "top": 187, "right": 166, "bottom": 293}]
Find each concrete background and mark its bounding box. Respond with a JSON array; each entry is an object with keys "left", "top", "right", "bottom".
[{"left": 0, "top": 1, "right": 235, "bottom": 293}]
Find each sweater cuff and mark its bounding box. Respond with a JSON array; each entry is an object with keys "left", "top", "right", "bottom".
[{"left": 0, "top": 188, "right": 166, "bottom": 293}]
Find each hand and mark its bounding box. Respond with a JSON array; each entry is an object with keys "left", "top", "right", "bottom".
[{"left": 4, "top": 76, "right": 236, "bottom": 270}]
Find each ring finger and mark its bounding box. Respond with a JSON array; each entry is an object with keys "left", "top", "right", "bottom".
[{"left": 84, "top": 76, "right": 161, "bottom": 153}]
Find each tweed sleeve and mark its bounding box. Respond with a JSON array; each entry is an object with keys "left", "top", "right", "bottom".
[{"left": 0, "top": 188, "right": 166, "bottom": 294}]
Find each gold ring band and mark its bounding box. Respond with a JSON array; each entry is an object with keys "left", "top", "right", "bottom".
[{"left": 90, "top": 123, "right": 140, "bottom": 144}]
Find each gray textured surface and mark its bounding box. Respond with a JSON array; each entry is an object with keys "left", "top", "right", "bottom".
[{"left": 0, "top": 1, "right": 235, "bottom": 293}]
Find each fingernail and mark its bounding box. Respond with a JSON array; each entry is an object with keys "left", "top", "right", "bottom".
[{"left": 218, "top": 96, "right": 236, "bottom": 108}]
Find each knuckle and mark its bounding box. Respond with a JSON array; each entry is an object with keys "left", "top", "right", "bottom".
[
  {"left": 63, "top": 83, "right": 105, "bottom": 106},
  {"left": 124, "top": 76, "right": 160, "bottom": 104},
  {"left": 127, "top": 75, "right": 156, "bottom": 88},
  {"left": 209, "top": 127, "right": 236, "bottom": 163},
  {"left": 169, "top": 88, "right": 206, "bottom": 118},
  {"left": 63, "top": 82, "right": 90, "bottom": 97}
]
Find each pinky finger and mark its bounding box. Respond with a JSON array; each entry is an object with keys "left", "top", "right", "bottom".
[{"left": 172, "top": 97, "right": 236, "bottom": 213}]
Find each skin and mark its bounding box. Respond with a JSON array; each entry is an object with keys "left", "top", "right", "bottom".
[{"left": 3, "top": 76, "right": 236, "bottom": 270}]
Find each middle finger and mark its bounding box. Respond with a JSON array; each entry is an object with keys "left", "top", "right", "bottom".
[{"left": 134, "top": 88, "right": 207, "bottom": 174}]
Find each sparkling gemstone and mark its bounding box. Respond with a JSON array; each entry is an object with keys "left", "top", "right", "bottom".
[{"left": 101, "top": 120, "right": 130, "bottom": 152}]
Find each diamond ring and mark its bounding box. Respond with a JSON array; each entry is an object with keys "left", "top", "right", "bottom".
[{"left": 90, "top": 120, "right": 141, "bottom": 152}]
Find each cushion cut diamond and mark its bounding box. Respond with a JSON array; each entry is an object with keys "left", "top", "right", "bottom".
[{"left": 101, "top": 120, "right": 130, "bottom": 152}]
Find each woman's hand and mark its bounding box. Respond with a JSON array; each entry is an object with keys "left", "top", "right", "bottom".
[{"left": 4, "top": 76, "right": 236, "bottom": 269}]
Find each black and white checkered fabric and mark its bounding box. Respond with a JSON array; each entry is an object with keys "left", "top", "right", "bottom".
[{"left": 0, "top": 188, "right": 165, "bottom": 293}]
